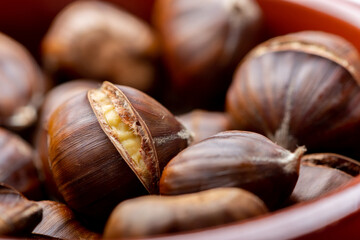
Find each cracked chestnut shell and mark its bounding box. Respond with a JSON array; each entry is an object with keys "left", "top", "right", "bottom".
[
  {"left": 226, "top": 31, "right": 360, "bottom": 156},
  {"left": 153, "top": 0, "right": 262, "bottom": 107},
  {"left": 47, "top": 81, "right": 190, "bottom": 222},
  {"left": 42, "top": 1, "right": 159, "bottom": 91},
  {"left": 0, "top": 32, "right": 45, "bottom": 130},
  {"left": 160, "top": 131, "right": 305, "bottom": 209}
]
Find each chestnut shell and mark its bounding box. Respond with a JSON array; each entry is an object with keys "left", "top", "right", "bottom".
[
  {"left": 47, "top": 84, "right": 189, "bottom": 222},
  {"left": 34, "top": 80, "right": 99, "bottom": 200},
  {"left": 153, "top": 0, "right": 262, "bottom": 108},
  {"left": 42, "top": 1, "right": 159, "bottom": 91},
  {"left": 160, "top": 131, "right": 305, "bottom": 209},
  {"left": 226, "top": 31, "right": 360, "bottom": 156},
  {"left": 0, "top": 32, "right": 45, "bottom": 129},
  {"left": 0, "top": 127, "right": 42, "bottom": 199}
]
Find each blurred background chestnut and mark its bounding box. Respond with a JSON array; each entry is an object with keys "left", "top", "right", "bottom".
[
  {"left": 0, "top": 0, "right": 156, "bottom": 61},
  {"left": 42, "top": 1, "right": 159, "bottom": 92},
  {"left": 153, "top": 0, "right": 263, "bottom": 111},
  {"left": 0, "top": 128, "right": 42, "bottom": 200},
  {"left": 0, "top": 33, "right": 46, "bottom": 131}
]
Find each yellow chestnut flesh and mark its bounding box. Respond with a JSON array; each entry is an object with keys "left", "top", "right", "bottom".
[{"left": 90, "top": 89, "right": 144, "bottom": 169}]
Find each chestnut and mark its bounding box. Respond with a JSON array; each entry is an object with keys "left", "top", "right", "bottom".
[
  {"left": 177, "top": 109, "right": 234, "bottom": 144},
  {"left": 34, "top": 80, "right": 99, "bottom": 200},
  {"left": 0, "top": 127, "right": 42, "bottom": 199},
  {"left": 160, "top": 131, "right": 305, "bottom": 209},
  {"left": 0, "top": 184, "right": 42, "bottom": 236},
  {"left": 42, "top": 0, "right": 159, "bottom": 92},
  {"left": 286, "top": 153, "right": 360, "bottom": 205},
  {"left": 226, "top": 31, "right": 360, "bottom": 156},
  {"left": 47, "top": 81, "right": 191, "bottom": 223},
  {"left": 104, "top": 188, "right": 268, "bottom": 238},
  {"left": 33, "top": 201, "right": 100, "bottom": 239},
  {"left": 153, "top": 0, "right": 263, "bottom": 108},
  {"left": 0, "top": 32, "right": 45, "bottom": 130}
]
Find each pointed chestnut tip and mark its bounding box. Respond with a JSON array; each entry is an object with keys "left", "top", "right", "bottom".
[{"left": 292, "top": 145, "right": 307, "bottom": 171}]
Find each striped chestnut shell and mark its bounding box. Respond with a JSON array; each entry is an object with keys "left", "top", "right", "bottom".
[
  {"left": 47, "top": 81, "right": 191, "bottom": 222},
  {"left": 226, "top": 31, "right": 360, "bottom": 156}
]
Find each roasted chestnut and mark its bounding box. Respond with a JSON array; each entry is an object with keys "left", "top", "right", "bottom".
[
  {"left": 153, "top": 0, "right": 263, "bottom": 108},
  {"left": 33, "top": 201, "right": 100, "bottom": 239},
  {"left": 0, "top": 32, "right": 45, "bottom": 130},
  {"left": 34, "top": 80, "right": 99, "bottom": 200},
  {"left": 286, "top": 153, "right": 360, "bottom": 205},
  {"left": 42, "top": 0, "right": 159, "bottom": 92},
  {"left": 160, "top": 131, "right": 305, "bottom": 209},
  {"left": 0, "top": 127, "right": 42, "bottom": 199},
  {"left": 177, "top": 110, "right": 233, "bottom": 144},
  {"left": 0, "top": 184, "right": 42, "bottom": 236},
  {"left": 47, "top": 81, "right": 191, "bottom": 223},
  {"left": 226, "top": 31, "right": 360, "bottom": 156},
  {"left": 104, "top": 188, "right": 268, "bottom": 238}
]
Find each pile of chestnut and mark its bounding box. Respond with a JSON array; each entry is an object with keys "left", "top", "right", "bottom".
[{"left": 1, "top": 0, "right": 360, "bottom": 239}]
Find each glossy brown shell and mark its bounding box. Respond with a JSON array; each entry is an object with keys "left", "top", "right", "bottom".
[
  {"left": 226, "top": 31, "right": 360, "bottom": 155},
  {"left": 34, "top": 80, "right": 99, "bottom": 200},
  {"left": 286, "top": 153, "right": 360, "bottom": 205},
  {"left": 0, "top": 127, "right": 42, "bottom": 199},
  {"left": 0, "top": 33, "right": 45, "bottom": 129},
  {"left": 0, "top": 184, "right": 42, "bottom": 236},
  {"left": 104, "top": 188, "right": 268, "bottom": 238},
  {"left": 160, "top": 130, "right": 304, "bottom": 209},
  {"left": 153, "top": 0, "right": 262, "bottom": 107},
  {"left": 47, "top": 84, "right": 189, "bottom": 222},
  {"left": 42, "top": 1, "right": 159, "bottom": 91},
  {"left": 177, "top": 110, "right": 233, "bottom": 144},
  {"left": 33, "top": 201, "right": 100, "bottom": 239}
]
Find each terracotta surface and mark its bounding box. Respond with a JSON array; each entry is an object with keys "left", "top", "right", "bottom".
[{"left": 255, "top": 0, "right": 360, "bottom": 53}]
